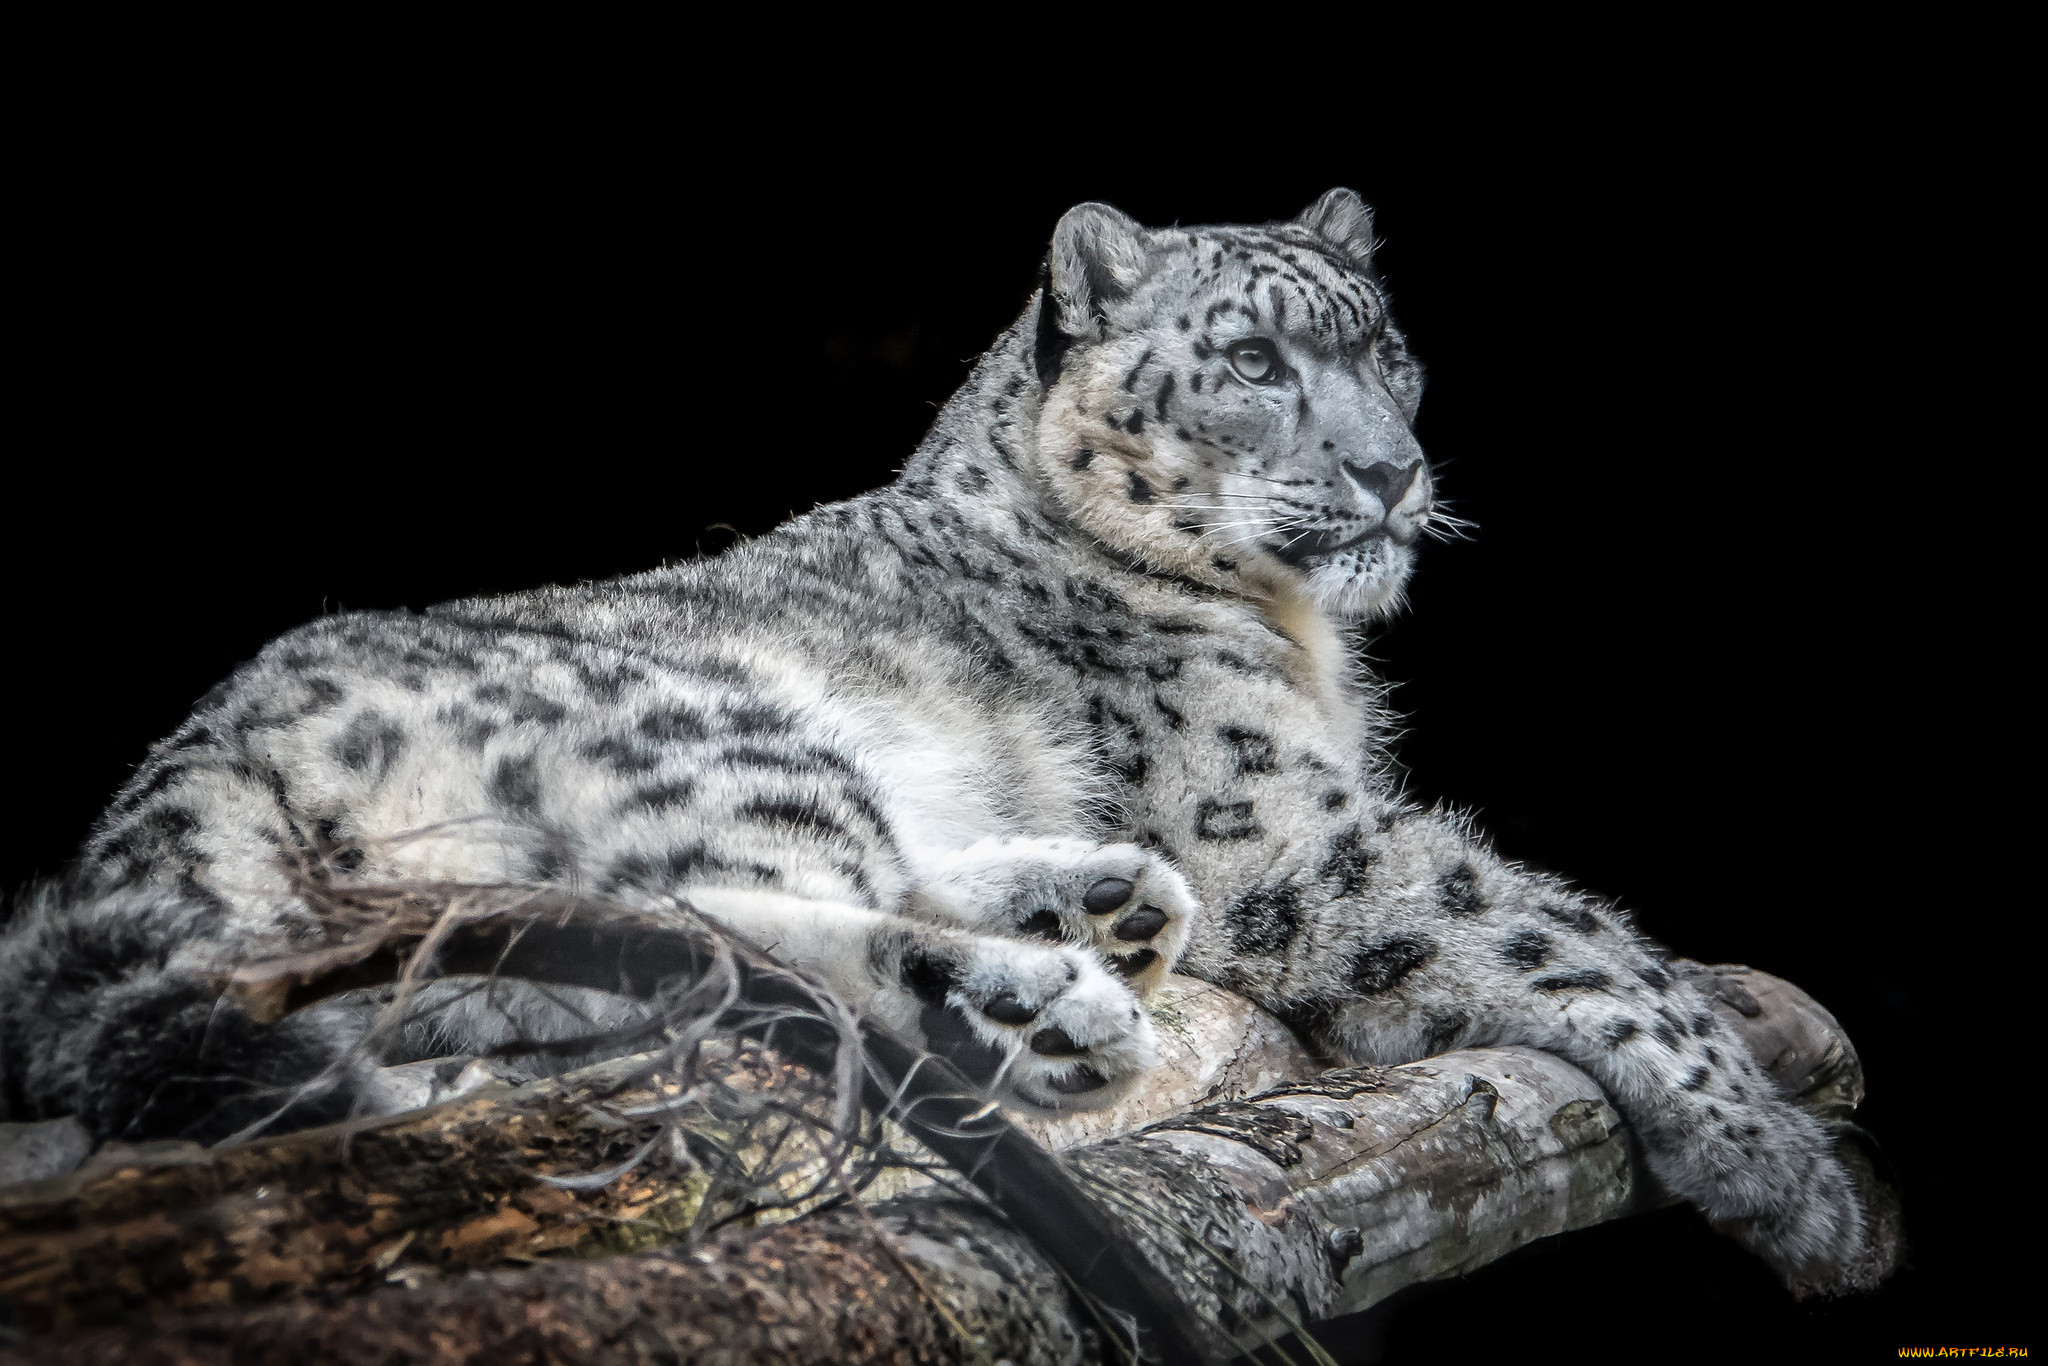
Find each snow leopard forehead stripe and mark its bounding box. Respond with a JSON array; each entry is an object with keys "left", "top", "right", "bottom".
[{"left": 1180, "top": 231, "right": 1389, "bottom": 356}]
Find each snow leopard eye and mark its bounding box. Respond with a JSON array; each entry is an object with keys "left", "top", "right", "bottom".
[{"left": 1228, "top": 339, "right": 1281, "bottom": 384}]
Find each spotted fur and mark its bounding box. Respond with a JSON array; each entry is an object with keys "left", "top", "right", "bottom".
[{"left": 0, "top": 190, "right": 1865, "bottom": 1290}]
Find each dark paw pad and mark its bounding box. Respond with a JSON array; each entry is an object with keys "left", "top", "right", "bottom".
[
  {"left": 1107, "top": 949, "right": 1159, "bottom": 978},
  {"left": 1029, "top": 1027, "right": 1085, "bottom": 1057},
  {"left": 983, "top": 991, "right": 1040, "bottom": 1025},
  {"left": 1083, "top": 877, "right": 1135, "bottom": 914},
  {"left": 1017, "top": 910, "right": 1067, "bottom": 941},
  {"left": 1113, "top": 906, "right": 1168, "bottom": 941},
  {"left": 1046, "top": 1065, "right": 1110, "bottom": 1095}
]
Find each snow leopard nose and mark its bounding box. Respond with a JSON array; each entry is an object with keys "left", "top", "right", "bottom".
[{"left": 1342, "top": 459, "right": 1421, "bottom": 513}]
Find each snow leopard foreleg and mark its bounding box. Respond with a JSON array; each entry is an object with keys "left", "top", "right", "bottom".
[
  {"left": 1218, "top": 804, "right": 1869, "bottom": 1290},
  {"left": 685, "top": 887, "right": 1158, "bottom": 1111}
]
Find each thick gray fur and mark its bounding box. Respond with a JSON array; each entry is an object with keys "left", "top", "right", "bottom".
[{"left": 0, "top": 190, "right": 1866, "bottom": 1289}]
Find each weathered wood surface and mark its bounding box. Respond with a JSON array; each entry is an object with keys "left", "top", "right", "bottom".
[
  {"left": 0, "top": 965, "right": 1884, "bottom": 1363},
  {"left": 0, "top": 975, "right": 1303, "bottom": 1332}
]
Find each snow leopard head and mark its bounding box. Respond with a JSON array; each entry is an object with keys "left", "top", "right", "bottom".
[{"left": 1031, "top": 189, "right": 1433, "bottom": 621}]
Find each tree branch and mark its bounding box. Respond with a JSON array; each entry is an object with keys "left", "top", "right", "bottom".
[{"left": 0, "top": 882, "right": 1894, "bottom": 1363}]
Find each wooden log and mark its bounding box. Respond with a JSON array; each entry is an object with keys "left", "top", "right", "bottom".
[
  {"left": 0, "top": 975, "right": 1302, "bottom": 1333},
  {"left": 1, "top": 1049, "right": 1645, "bottom": 1365},
  {"left": 2, "top": 964, "right": 1892, "bottom": 1363}
]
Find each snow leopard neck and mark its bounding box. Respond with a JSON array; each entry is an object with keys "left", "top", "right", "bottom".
[{"left": 888, "top": 301, "right": 1357, "bottom": 713}]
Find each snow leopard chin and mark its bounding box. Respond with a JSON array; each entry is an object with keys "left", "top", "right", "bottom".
[{"left": 1301, "top": 535, "right": 1415, "bottom": 622}]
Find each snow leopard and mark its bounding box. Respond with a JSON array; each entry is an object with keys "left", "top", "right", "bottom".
[{"left": 0, "top": 189, "right": 1869, "bottom": 1291}]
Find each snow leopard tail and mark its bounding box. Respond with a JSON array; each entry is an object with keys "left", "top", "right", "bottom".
[{"left": 0, "top": 879, "right": 375, "bottom": 1144}]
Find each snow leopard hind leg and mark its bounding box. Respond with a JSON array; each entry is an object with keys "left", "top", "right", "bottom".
[{"left": 1202, "top": 801, "right": 1874, "bottom": 1295}]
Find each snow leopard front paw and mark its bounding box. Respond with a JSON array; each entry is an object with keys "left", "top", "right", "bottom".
[
  {"left": 883, "top": 929, "right": 1158, "bottom": 1111},
  {"left": 908, "top": 837, "right": 1198, "bottom": 998}
]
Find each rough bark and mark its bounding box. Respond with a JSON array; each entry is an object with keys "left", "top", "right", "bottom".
[
  {"left": 0, "top": 976, "right": 1304, "bottom": 1331},
  {"left": 1, "top": 963, "right": 1889, "bottom": 1364}
]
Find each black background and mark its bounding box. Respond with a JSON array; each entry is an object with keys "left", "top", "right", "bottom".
[{"left": 7, "top": 58, "right": 2024, "bottom": 1359}]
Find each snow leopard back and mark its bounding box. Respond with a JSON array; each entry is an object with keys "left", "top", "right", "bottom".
[{"left": 1, "top": 497, "right": 1117, "bottom": 1136}]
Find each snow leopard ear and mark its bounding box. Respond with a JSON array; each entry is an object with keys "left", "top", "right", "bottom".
[
  {"left": 1049, "top": 202, "right": 1151, "bottom": 330},
  {"left": 1297, "top": 188, "right": 1377, "bottom": 267},
  {"left": 1038, "top": 201, "right": 1151, "bottom": 384}
]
